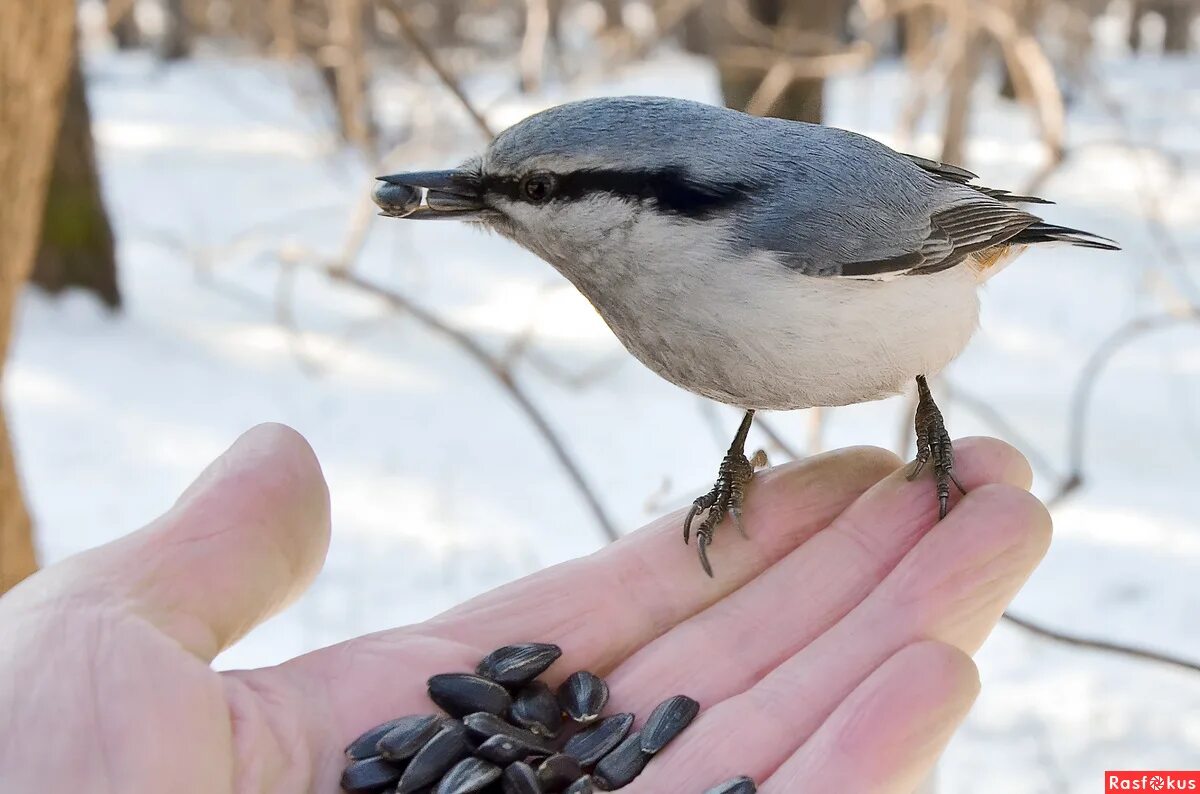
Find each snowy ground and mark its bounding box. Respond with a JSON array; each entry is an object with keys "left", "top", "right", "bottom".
[{"left": 10, "top": 25, "right": 1200, "bottom": 792}]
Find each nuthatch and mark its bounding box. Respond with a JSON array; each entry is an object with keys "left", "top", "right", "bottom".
[{"left": 375, "top": 96, "right": 1117, "bottom": 576}]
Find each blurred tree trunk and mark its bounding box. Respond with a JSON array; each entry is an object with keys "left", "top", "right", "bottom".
[
  {"left": 1162, "top": 0, "right": 1194, "bottom": 52},
  {"left": 0, "top": 0, "right": 77, "bottom": 593},
  {"left": 708, "top": 0, "right": 848, "bottom": 123},
  {"left": 270, "top": 0, "right": 298, "bottom": 56},
  {"left": 941, "top": 27, "right": 984, "bottom": 166},
  {"left": 32, "top": 57, "right": 121, "bottom": 310},
  {"left": 160, "top": 0, "right": 194, "bottom": 60},
  {"left": 1129, "top": 0, "right": 1194, "bottom": 52},
  {"left": 327, "top": 0, "right": 375, "bottom": 151},
  {"left": 433, "top": 0, "right": 461, "bottom": 43},
  {"left": 600, "top": 0, "right": 623, "bottom": 30},
  {"left": 999, "top": 0, "right": 1041, "bottom": 99},
  {"left": 107, "top": 0, "right": 141, "bottom": 49}
]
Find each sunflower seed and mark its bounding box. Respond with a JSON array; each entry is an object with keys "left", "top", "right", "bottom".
[
  {"left": 562, "top": 712, "right": 633, "bottom": 767},
  {"left": 376, "top": 714, "right": 445, "bottom": 762},
  {"left": 508, "top": 681, "right": 563, "bottom": 738},
  {"left": 476, "top": 643, "right": 563, "bottom": 686},
  {"left": 462, "top": 712, "right": 557, "bottom": 754},
  {"left": 640, "top": 695, "right": 700, "bottom": 754},
  {"left": 563, "top": 776, "right": 595, "bottom": 794},
  {"left": 397, "top": 721, "right": 472, "bottom": 793},
  {"left": 372, "top": 182, "right": 422, "bottom": 217},
  {"left": 474, "top": 733, "right": 547, "bottom": 766},
  {"left": 428, "top": 673, "right": 514, "bottom": 718},
  {"left": 435, "top": 757, "right": 502, "bottom": 794},
  {"left": 537, "top": 753, "right": 584, "bottom": 790},
  {"left": 591, "top": 731, "right": 650, "bottom": 790},
  {"left": 345, "top": 718, "right": 405, "bottom": 760},
  {"left": 501, "top": 761, "right": 543, "bottom": 794},
  {"left": 702, "top": 775, "right": 758, "bottom": 794},
  {"left": 339, "top": 756, "right": 403, "bottom": 792},
  {"left": 557, "top": 671, "right": 609, "bottom": 724}
]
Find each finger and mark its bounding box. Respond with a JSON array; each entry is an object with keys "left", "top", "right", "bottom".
[
  {"left": 314, "top": 445, "right": 902, "bottom": 687},
  {"left": 24, "top": 423, "right": 331, "bottom": 661},
  {"left": 606, "top": 437, "right": 1028, "bottom": 715},
  {"left": 762, "top": 641, "right": 979, "bottom": 794},
  {"left": 270, "top": 446, "right": 898, "bottom": 769},
  {"left": 631, "top": 482, "right": 1049, "bottom": 789}
]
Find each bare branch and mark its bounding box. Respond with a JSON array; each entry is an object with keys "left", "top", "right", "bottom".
[
  {"left": 1056, "top": 310, "right": 1200, "bottom": 507},
  {"left": 377, "top": 0, "right": 495, "bottom": 140},
  {"left": 1002, "top": 611, "right": 1200, "bottom": 674},
  {"left": 326, "top": 267, "right": 621, "bottom": 544}
]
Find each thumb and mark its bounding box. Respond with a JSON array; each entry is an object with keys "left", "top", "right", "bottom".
[{"left": 12, "top": 423, "right": 331, "bottom": 662}]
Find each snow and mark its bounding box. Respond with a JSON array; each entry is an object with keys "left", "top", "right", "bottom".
[{"left": 10, "top": 29, "right": 1200, "bottom": 790}]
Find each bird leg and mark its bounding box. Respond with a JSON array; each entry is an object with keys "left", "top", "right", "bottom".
[
  {"left": 684, "top": 410, "right": 768, "bottom": 577},
  {"left": 907, "top": 375, "right": 966, "bottom": 519}
]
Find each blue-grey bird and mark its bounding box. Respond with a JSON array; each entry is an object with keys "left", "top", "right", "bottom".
[{"left": 373, "top": 96, "right": 1117, "bottom": 576}]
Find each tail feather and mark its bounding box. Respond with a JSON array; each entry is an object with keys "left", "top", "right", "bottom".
[{"left": 1011, "top": 222, "right": 1121, "bottom": 251}]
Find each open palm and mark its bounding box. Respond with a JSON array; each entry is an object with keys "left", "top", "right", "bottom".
[{"left": 0, "top": 423, "right": 1047, "bottom": 794}]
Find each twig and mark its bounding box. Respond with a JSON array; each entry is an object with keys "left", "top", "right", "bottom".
[
  {"left": 378, "top": 0, "right": 495, "bottom": 139},
  {"left": 940, "top": 377, "right": 1063, "bottom": 484},
  {"left": 326, "top": 267, "right": 620, "bottom": 544},
  {"left": 1002, "top": 611, "right": 1200, "bottom": 674},
  {"left": 1057, "top": 310, "right": 1200, "bottom": 506}
]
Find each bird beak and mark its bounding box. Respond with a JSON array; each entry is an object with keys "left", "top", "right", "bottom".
[{"left": 373, "top": 169, "right": 486, "bottom": 220}]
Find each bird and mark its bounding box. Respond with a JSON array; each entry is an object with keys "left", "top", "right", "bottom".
[{"left": 372, "top": 95, "right": 1118, "bottom": 577}]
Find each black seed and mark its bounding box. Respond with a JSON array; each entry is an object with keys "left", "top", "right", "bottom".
[
  {"left": 340, "top": 756, "right": 403, "bottom": 792},
  {"left": 398, "top": 722, "right": 472, "bottom": 793},
  {"left": 702, "top": 775, "right": 758, "bottom": 794},
  {"left": 537, "top": 753, "right": 584, "bottom": 790},
  {"left": 474, "top": 734, "right": 548, "bottom": 766},
  {"left": 429, "top": 673, "right": 514, "bottom": 718},
  {"left": 373, "top": 182, "right": 422, "bottom": 216},
  {"left": 435, "top": 757, "right": 502, "bottom": 794},
  {"left": 591, "top": 731, "right": 650, "bottom": 790},
  {"left": 557, "top": 671, "right": 609, "bottom": 724},
  {"left": 508, "top": 681, "right": 563, "bottom": 738},
  {"left": 501, "top": 761, "right": 543, "bottom": 794},
  {"left": 377, "top": 714, "right": 445, "bottom": 762},
  {"left": 462, "top": 712, "right": 556, "bottom": 754},
  {"left": 345, "top": 718, "right": 405, "bottom": 760},
  {"left": 564, "top": 776, "right": 595, "bottom": 794},
  {"left": 562, "top": 713, "right": 633, "bottom": 767},
  {"left": 477, "top": 643, "right": 563, "bottom": 686},
  {"left": 640, "top": 695, "right": 700, "bottom": 753}
]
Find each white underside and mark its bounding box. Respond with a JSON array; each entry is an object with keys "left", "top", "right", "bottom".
[
  {"left": 604, "top": 253, "right": 985, "bottom": 410},
  {"left": 507, "top": 199, "right": 1017, "bottom": 411}
]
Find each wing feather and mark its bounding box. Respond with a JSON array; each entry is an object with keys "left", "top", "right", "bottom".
[{"left": 838, "top": 199, "right": 1039, "bottom": 278}]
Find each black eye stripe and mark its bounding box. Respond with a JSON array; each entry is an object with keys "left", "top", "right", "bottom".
[{"left": 482, "top": 168, "right": 749, "bottom": 219}]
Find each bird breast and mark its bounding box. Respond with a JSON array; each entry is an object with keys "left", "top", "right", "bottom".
[{"left": 549, "top": 221, "right": 983, "bottom": 411}]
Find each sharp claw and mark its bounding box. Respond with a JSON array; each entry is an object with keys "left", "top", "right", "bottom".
[
  {"left": 683, "top": 503, "right": 701, "bottom": 544},
  {"left": 950, "top": 471, "right": 967, "bottom": 495},
  {"left": 698, "top": 535, "right": 714, "bottom": 577},
  {"left": 938, "top": 494, "right": 949, "bottom": 520},
  {"left": 730, "top": 508, "right": 749, "bottom": 540}
]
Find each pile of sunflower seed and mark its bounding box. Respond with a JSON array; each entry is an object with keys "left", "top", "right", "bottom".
[{"left": 340, "top": 642, "right": 756, "bottom": 793}]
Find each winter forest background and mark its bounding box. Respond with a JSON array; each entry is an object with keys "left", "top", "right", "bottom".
[{"left": 2, "top": 0, "right": 1199, "bottom": 790}]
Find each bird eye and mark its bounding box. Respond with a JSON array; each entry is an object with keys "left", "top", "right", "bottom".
[{"left": 521, "top": 173, "right": 555, "bottom": 203}]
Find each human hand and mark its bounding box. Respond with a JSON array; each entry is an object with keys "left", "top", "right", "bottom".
[{"left": 0, "top": 423, "right": 1048, "bottom": 793}]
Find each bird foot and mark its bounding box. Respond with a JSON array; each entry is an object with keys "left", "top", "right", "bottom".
[
  {"left": 906, "top": 375, "right": 966, "bottom": 519},
  {"left": 684, "top": 448, "right": 768, "bottom": 577}
]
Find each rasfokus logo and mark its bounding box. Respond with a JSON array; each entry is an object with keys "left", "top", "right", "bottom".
[{"left": 1107, "top": 772, "right": 1200, "bottom": 791}]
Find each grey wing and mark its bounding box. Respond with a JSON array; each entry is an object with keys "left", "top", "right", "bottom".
[
  {"left": 744, "top": 126, "right": 1050, "bottom": 280},
  {"left": 837, "top": 198, "right": 1041, "bottom": 278}
]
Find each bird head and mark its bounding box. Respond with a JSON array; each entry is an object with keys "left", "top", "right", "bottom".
[{"left": 373, "top": 97, "right": 759, "bottom": 274}]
